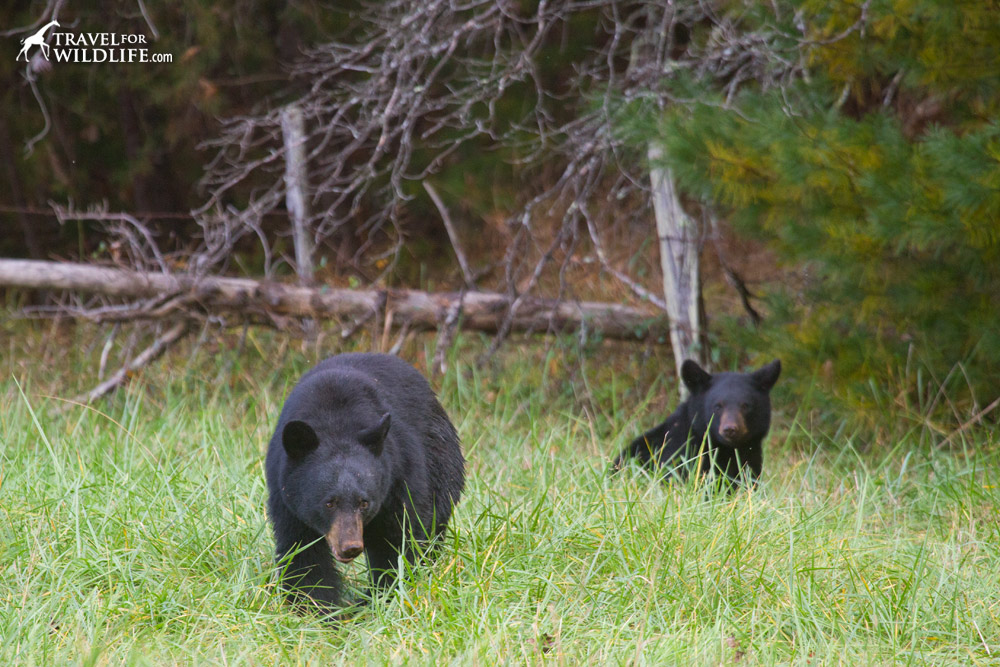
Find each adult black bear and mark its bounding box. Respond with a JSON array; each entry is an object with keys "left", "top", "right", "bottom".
[
  {"left": 265, "top": 353, "right": 465, "bottom": 614},
  {"left": 612, "top": 359, "right": 781, "bottom": 488}
]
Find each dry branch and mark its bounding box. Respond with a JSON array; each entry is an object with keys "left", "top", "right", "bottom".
[
  {"left": 77, "top": 320, "right": 189, "bottom": 404},
  {"left": 0, "top": 259, "right": 667, "bottom": 342},
  {"left": 423, "top": 181, "right": 476, "bottom": 289}
]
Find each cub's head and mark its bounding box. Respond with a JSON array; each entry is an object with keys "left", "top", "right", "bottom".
[
  {"left": 279, "top": 412, "right": 392, "bottom": 563},
  {"left": 682, "top": 359, "right": 781, "bottom": 449}
]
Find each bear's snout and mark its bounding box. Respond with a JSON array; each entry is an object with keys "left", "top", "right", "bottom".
[
  {"left": 325, "top": 512, "right": 365, "bottom": 563},
  {"left": 718, "top": 411, "right": 747, "bottom": 443}
]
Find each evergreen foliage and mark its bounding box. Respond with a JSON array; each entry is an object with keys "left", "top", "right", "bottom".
[{"left": 649, "top": 0, "right": 1000, "bottom": 424}]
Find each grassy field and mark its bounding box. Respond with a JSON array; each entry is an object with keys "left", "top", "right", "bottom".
[{"left": 1, "top": 326, "right": 998, "bottom": 665}]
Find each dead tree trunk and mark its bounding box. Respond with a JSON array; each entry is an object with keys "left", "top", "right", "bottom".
[
  {"left": 0, "top": 259, "right": 667, "bottom": 342},
  {"left": 648, "top": 143, "right": 704, "bottom": 391},
  {"left": 280, "top": 104, "right": 314, "bottom": 285}
]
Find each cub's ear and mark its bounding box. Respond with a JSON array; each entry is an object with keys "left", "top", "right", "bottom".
[
  {"left": 751, "top": 359, "right": 782, "bottom": 391},
  {"left": 359, "top": 412, "right": 391, "bottom": 456},
  {"left": 680, "top": 359, "right": 712, "bottom": 394},
  {"left": 283, "top": 420, "right": 320, "bottom": 460}
]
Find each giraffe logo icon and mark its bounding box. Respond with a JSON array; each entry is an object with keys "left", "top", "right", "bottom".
[{"left": 16, "top": 21, "right": 60, "bottom": 61}]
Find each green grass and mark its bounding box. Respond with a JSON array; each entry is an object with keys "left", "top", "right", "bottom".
[{"left": 1, "top": 326, "right": 998, "bottom": 664}]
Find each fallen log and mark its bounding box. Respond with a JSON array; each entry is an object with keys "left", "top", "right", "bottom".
[{"left": 0, "top": 259, "right": 668, "bottom": 342}]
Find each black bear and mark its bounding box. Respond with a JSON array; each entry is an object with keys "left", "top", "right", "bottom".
[
  {"left": 265, "top": 353, "right": 465, "bottom": 614},
  {"left": 612, "top": 359, "right": 781, "bottom": 488}
]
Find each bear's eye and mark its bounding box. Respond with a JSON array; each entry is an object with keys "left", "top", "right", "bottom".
[
  {"left": 325, "top": 500, "right": 335, "bottom": 509},
  {"left": 741, "top": 402, "right": 750, "bottom": 411},
  {"left": 359, "top": 499, "right": 369, "bottom": 510},
  {"left": 714, "top": 403, "right": 723, "bottom": 412}
]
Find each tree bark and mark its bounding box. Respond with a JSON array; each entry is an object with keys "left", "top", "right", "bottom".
[
  {"left": 0, "top": 259, "right": 667, "bottom": 342},
  {"left": 648, "top": 143, "right": 705, "bottom": 388}
]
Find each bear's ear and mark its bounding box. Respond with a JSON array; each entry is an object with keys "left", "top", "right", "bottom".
[
  {"left": 359, "top": 412, "right": 391, "bottom": 456},
  {"left": 282, "top": 420, "right": 320, "bottom": 460},
  {"left": 751, "top": 359, "right": 782, "bottom": 391},
  {"left": 680, "top": 359, "right": 712, "bottom": 394}
]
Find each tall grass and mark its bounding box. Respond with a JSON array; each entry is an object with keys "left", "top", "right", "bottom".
[{"left": 0, "top": 326, "right": 997, "bottom": 664}]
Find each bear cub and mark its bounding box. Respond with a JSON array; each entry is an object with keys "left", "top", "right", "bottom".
[
  {"left": 612, "top": 359, "right": 781, "bottom": 488},
  {"left": 265, "top": 353, "right": 465, "bottom": 613}
]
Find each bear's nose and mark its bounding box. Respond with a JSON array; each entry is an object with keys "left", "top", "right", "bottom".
[
  {"left": 722, "top": 425, "right": 741, "bottom": 439},
  {"left": 340, "top": 544, "right": 363, "bottom": 561}
]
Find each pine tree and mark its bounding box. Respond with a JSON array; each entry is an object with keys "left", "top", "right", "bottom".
[{"left": 653, "top": 0, "right": 1000, "bottom": 426}]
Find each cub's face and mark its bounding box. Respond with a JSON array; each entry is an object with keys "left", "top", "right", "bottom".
[
  {"left": 280, "top": 414, "right": 391, "bottom": 563},
  {"left": 682, "top": 359, "right": 782, "bottom": 449},
  {"left": 702, "top": 379, "right": 771, "bottom": 448}
]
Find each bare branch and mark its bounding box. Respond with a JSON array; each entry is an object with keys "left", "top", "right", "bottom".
[
  {"left": 135, "top": 0, "right": 159, "bottom": 40},
  {"left": 423, "top": 181, "right": 476, "bottom": 289},
  {"left": 75, "top": 320, "right": 189, "bottom": 404}
]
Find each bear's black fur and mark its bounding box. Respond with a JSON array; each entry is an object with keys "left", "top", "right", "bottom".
[
  {"left": 612, "top": 359, "right": 781, "bottom": 488},
  {"left": 265, "top": 353, "right": 465, "bottom": 613}
]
